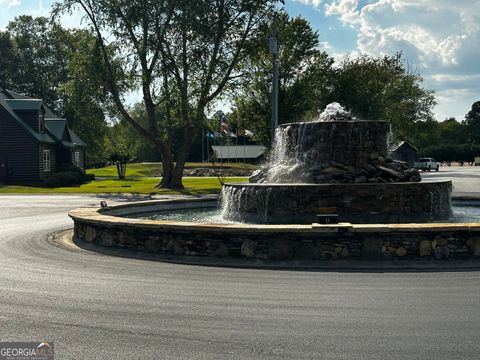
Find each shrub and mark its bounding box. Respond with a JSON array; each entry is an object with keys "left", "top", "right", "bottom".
[
  {"left": 44, "top": 171, "right": 82, "bottom": 187},
  {"left": 84, "top": 173, "right": 95, "bottom": 182},
  {"left": 63, "top": 165, "right": 86, "bottom": 178}
]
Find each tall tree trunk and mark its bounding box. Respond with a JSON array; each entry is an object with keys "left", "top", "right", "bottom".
[
  {"left": 157, "top": 141, "right": 174, "bottom": 188},
  {"left": 161, "top": 130, "right": 195, "bottom": 189},
  {"left": 159, "top": 155, "right": 174, "bottom": 187}
]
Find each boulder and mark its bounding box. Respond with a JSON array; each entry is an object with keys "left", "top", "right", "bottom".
[
  {"left": 434, "top": 245, "right": 450, "bottom": 260},
  {"left": 435, "top": 237, "right": 449, "bottom": 246},
  {"left": 419, "top": 240, "right": 432, "bottom": 256},
  {"left": 145, "top": 238, "right": 161, "bottom": 252},
  {"left": 376, "top": 165, "right": 403, "bottom": 180},
  {"left": 404, "top": 169, "right": 421, "bottom": 182},
  {"left": 213, "top": 242, "right": 230, "bottom": 257},
  {"left": 382, "top": 250, "right": 393, "bottom": 260},
  {"left": 387, "top": 246, "right": 398, "bottom": 255},
  {"left": 268, "top": 239, "right": 294, "bottom": 260},
  {"left": 362, "top": 163, "right": 378, "bottom": 175},
  {"left": 395, "top": 247, "right": 407, "bottom": 257},
  {"left": 321, "top": 250, "right": 338, "bottom": 260},
  {"left": 338, "top": 247, "right": 350, "bottom": 259},
  {"left": 241, "top": 239, "right": 256, "bottom": 257},
  {"left": 467, "top": 238, "right": 480, "bottom": 257},
  {"left": 385, "top": 162, "right": 402, "bottom": 172},
  {"left": 84, "top": 227, "right": 96, "bottom": 242},
  {"left": 330, "top": 162, "right": 353, "bottom": 172},
  {"left": 101, "top": 232, "right": 114, "bottom": 247},
  {"left": 376, "top": 156, "right": 385, "bottom": 166},
  {"left": 395, "top": 160, "right": 409, "bottom": 170},
  {"left": 166, "top": 239, "right": 185, "bottom": 255},
  {"left": 354, "top": 175, "right": 367, "bottom": 183}
]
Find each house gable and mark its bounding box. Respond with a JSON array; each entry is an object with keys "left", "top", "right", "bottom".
[
  {"left": 44, "top": 118, "right": 87, "bottom": 148},
  {"left": 0, "top": 105, "right": 41, "bottom": 183},
  {"left": 0, "top": 89, "right": 87, "bottom": 181},
  {"left": 0, "top": 98, "right": 55, "bottom": 144}
]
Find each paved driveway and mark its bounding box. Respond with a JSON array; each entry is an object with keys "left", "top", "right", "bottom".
[
  {"left": 0, "top": 185, "right": 479, "bottom": 359},
  {"left": 422, "top": 165, "right": 480, "bottom": 198}
]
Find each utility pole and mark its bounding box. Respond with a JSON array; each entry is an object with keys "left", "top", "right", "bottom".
[{"left": 268, "top": 16, "right": 279, "bottom": 145}]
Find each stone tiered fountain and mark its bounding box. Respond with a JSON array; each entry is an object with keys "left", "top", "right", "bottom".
[
  {"left": 70, "top": 104, "right": 480, "bottom": 263},
  {"left": 221, "top": 103, "right": 452, "bottom": 224}
]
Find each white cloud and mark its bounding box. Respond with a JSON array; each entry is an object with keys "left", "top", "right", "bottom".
[
  {"left": 295, "top": 0, "right": 323, "bottom": 7},
  {"left": 31, "top": 0, "right": 49, "bottom": 17},
  {"left": 322, "top": 0, "right": 480, "bottom": 118},
  {"left": 0, "top": 0, "right": 20, "bottom": 8},
  {"left": 355, "top": 0, "right": 480, "bottom": 69},
  {"left": 324, "top": 0, "right": 360, "bottom": 26},
  {"left": 435, "top": 88, "right": 479, "bottom": 120}
]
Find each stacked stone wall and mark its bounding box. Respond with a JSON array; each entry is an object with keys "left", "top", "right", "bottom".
[{"left": 71, "top": 210, "right": 480, "bottom": 262}]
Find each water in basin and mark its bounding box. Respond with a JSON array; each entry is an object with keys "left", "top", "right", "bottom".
[{"left": 125, "top": 204, "right": 479, "bottom": 224}]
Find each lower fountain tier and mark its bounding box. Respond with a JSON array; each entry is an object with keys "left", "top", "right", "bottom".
[{"left": 221, "top": 181, "right": 452, "bottom": 224}]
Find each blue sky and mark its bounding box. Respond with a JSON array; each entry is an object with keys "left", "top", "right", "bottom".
[{"left": 1, "top": 0, "right": 479, "bottom": 120}]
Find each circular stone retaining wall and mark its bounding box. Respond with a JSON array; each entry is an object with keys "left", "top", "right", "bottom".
[{"left": 68, "top": 198, "right": 480, "bottom": 262}]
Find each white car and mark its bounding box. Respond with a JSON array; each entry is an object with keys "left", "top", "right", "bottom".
[{"left": 414, "top": 158, "right": 440, "bottom": 171}]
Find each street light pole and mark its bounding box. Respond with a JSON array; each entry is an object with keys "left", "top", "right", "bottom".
[{"left": 268, "top": 17, "right": 279, "bottom": 145}]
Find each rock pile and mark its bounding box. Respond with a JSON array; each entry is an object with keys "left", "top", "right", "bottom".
[{"left": 250, "top": 156, "right": 421, "bottom": 184}]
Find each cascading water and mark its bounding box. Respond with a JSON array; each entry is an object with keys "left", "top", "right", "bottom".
[{"left": 219, "top": 103, "right": 452, "bottom": 224}]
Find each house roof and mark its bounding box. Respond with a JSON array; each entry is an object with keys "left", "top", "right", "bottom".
[
  {"left": 0, "top": 89, "right": 86, "bottom": 147},
  {"left": 1, "top": 90, "right": 57, "bottom": 117},
  {"left": 0, "top": 97, "right": 56, "bottom": 144},
  {"left": 3, "top": 99, "right": 44, "bottom": 111},
  {"left": 45, "top": 118, "right": 87, "bottom": 147},
  {"left": 394, "top": 141, "right": 418, "bottom": 152}
]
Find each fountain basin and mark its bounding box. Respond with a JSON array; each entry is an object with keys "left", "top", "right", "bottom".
[
  {"left": 221, "top": 180, "right": 453, "bottom": 224},
  {"left": 68, "top": 198, "right": 480, "bottom": 262}
]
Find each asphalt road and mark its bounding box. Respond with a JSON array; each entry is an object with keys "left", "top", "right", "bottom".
[
  {"left": 0, "top": 190, "right": 479, "bottom": 359},
  {"left": 422, "top": 165, "right": 480, "bottom": 197}
]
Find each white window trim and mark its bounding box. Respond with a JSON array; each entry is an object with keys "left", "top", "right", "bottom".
[
  {"left": 74, "top": 151, "right": 80, "bottom": 167},
  {"left": 38, "top": 111, "right": 44, "bottom": 133},
  {"left": 43, "top": 149, "right": 50, "bottom": 172}
]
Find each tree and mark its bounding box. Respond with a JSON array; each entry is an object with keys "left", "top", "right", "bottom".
[
  {"left": 54, "top": 0, "right": 276, "bottom": 189},
  {"left": 0, "top": 32, "right": 18, "bottom": 89},
  {"left": 333, "top": 53, "right": 436, "bottom": 142},
  {"left": 0, "top": 16, "right": 71, "bottom": 111},
  {"left": 109, "top": 152, "right": 130, "bottom": 179},
  {"left": 465, "top": 101, "right": 480, "bottom": 144},
  {"left": 230, "top": 12, "right": 335, "bottom": 145},
  {"left": 0, "top": 16, "right": 110, "bottom": 164},
  {"left": 61, "top": 29, "right": 114, "bottom": 164}
]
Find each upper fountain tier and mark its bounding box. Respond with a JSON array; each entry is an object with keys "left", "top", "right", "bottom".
[
  {"left": 222, "top": 103, "right": 451, "bottom": 224},
  {"left": 250, "top": 117, "right": 420, "bottom": 185}
]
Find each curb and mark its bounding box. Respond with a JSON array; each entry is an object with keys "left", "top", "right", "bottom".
[{"left": 50, "top": 229, "right": 480, "bottom": 272}]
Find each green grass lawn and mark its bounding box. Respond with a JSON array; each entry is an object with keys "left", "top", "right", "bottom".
[
  {"left": 87, "top": 162, "right": 258, "bottom": 177},
  {"left": 0, "top": 177, "right": 247, "bottom": 195},
  {"left": 0, "top": 162, "right": 252, "bottom": 194}
]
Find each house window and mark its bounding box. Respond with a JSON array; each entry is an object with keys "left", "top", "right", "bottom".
[
  {"left": 74, "top": 151, "right": 80, "bottom": 167},
  {"left": 43, "top": 150, "right": 50, "bottom": 172},
  {"left": 38, "top": 111, "right": 45, "bottom": 133}
]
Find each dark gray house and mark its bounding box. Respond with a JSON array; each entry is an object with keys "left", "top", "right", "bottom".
[
  {"left": 391, "top": 141, "right": 418, "bottom": 167},
  {"left": 0, "top": 89, "right": 86, "bottom": 184}
]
